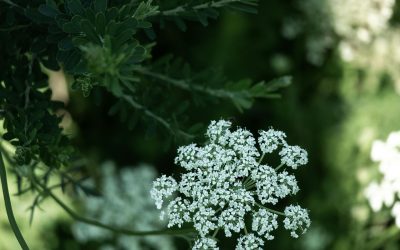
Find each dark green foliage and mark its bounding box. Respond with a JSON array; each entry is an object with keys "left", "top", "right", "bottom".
[
  {"left": 0, "top": 53, "right": 73, "bottom": 168},
  {"left": 0, "top": 0, "right": 281, "bottom": 146},
  {"left": 0, "top": 0, "right": 287, "bottom": 213}
]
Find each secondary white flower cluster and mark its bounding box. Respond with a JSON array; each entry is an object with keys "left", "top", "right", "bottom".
[
  {"left": 284, "top": 0, "right": 396, "bottom": 65},
  {"left": 72, "top": 162, "right": 175, "bottom": 250},
  {"left": 365, "top": 131, "right": 400, "bottom": 227},
  {"left": 151, "top": 120, "right": 311, "bottom": 249}
]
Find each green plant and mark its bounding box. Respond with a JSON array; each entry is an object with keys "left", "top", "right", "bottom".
[{"left": 0, "top": 0, "right": 292, "bottom": 249}]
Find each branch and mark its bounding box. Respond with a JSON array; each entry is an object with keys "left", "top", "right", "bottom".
[
  {"left": 134, "top": 67, "right": 236, "bottom": 98},
  {"left": 33, "top": 179, "right": 195, "bottom": 237},
  {"left": 119, "top": 90, "right": 194, "bottom": 140},
  {"left": 0, "top": 152, "right": 30, "bottom": 250},
  {"left": 154, "top": 0, "right": 256, "bottom": 17},
  {"left": 0, "top": 0, "right": 22, "bottom": 8}
]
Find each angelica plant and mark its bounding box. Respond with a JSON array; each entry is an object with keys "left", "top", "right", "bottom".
[
  {"left": 151, "top": 120, "right": 311, "bottom": 249},
  {"left": 0, "top": 0, "right": 292, "bottom": 249}
]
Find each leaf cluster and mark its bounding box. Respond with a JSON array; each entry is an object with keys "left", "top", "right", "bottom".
[{"left": 0, "top": 0, "right": 289, "bottom": 190}]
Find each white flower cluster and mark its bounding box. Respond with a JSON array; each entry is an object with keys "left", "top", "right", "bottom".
[
  {"left": 72, "top": 162, "right": 175, "bottom": 250},
  {"left": 365, "top": 131, "right": 400, "bottom": 227},
  {"left": 283, "top": 205, "right": 312, "bottom": 238},
  {"left": 151, "top": 120, "right": 311, "bottom": 249},
  {"left": 284, "top": 0, "right": 396, "bottom": 65}
]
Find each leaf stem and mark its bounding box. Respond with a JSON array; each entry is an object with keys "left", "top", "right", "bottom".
[
  {"left": 134, "top": 67, "right": 239, "bottom": 99},
  {"left": 0, "top": 152, "right": 30, "bottom": 250},
  {"left": 154, "top": 0, "right": 256, "bottom": 17},
  {"left": 120, "top": 93, "right": 194, "bottom": 140}
]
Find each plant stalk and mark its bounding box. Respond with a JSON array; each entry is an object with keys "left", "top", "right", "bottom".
[{"left": 0, "top": 152, "right": 30, "bottom": 250}]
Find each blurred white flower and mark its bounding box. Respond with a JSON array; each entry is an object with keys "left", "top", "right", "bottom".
[
  {"left": 287, "top": 0, "right": 396, "bottom": 65},
  {"left": 391, "top": 202, "right": 400, "bottom": 227},
  {"left": 72, "top": 162, "right": 175, "bottom": 250},
  {"left": 366, "top": 131, "right": 400, "bottom": 227},
  {"left": 151, "top": 120, "right": 311, "bottom": 249}
]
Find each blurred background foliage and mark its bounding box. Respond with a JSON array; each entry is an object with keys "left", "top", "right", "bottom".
[{"left": 2, "top": 0, "right": 400, "bottom": 249}]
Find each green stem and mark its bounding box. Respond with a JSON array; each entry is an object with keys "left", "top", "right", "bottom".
[
  {"left": 119, "top": 90, "right": 194, "bottom": 140},
  {"left": 154, "top": 0, "right": 254, "bottom": 17},
  {"left": 275, "top": 163, "right": 285, "bottom": 171},
  {"left": 0, "top": 152, "right": 30, "bottom": 250},
  {"left": 134, "top": 67, "right": 239, "bottom": 100},
  {"left": 33, "top": 180, "right": 195, "bottom": 237},
  {"left": 255, "top": 202, "right": 285, "bottom": 216},
  {"left": 0, "top": 0, "right": 23, "bottom": 8},
  {"left": 258, "top": 153, "right": 265, "bottom": 165},
  {"left": 244, "top": 225, "right": 248, "bottom": 235},
  {"left": 212, "top": 227, "right": 219, "bottom": 238}
]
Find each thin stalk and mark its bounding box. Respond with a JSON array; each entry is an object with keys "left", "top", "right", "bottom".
[
  {"left": 212, "top": 227, "right": 219, "bottom": 238},
  {"left": 243, "top": 225, "right": 248, "bottom": 235},
  {"left": 134, "top": 67, "right": 238, "bottom": 99},
  {"left": 275, "top": 163, "right": 284, "bottom": 171},
  {"left": 1, "top": 0, "right": 23, "bottom": 8},
  {"left": 33, "top": 179, "right": 195, "bottom": 236},
  {"left": 255, "top": 202, "right": 285, "bottom": 216},
  {"left": 258, "top": 153, "right": 265, "bottom": 164},
  {"left": 120, "top": 90, "right": 194, "bottom": 140},
  {"left": 153, "top": 0, "right": 254, "bottom": 17},
  {"left": 0, "top": 152, "right": 30, "bottom": 250},
  {"left": 243, "top": 154, "right": 265, "bottom": 187}
]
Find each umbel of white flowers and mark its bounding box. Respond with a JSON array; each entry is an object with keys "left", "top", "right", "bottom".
[{"left": 151, "top": 120, "right": 311, "bottom": 249}]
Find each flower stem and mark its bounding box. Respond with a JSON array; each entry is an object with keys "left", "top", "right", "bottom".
[
  {"left": 33, "top": 179, "right": 195, "bottom": 236},
  {"left": 275, "top": 163, "right": 285, "bottom": 171},
  {"left": 255, "top": 202, "right": 285, "bottom": 216},
  {"left": 258, "top": 153, "right": 265, "bottom": 164},
  {"left": 212, "top": 228, "right": 220, "bottom": 238},
  {"left": 0, "top": 152, "right": 30, "bottom": 250}
]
